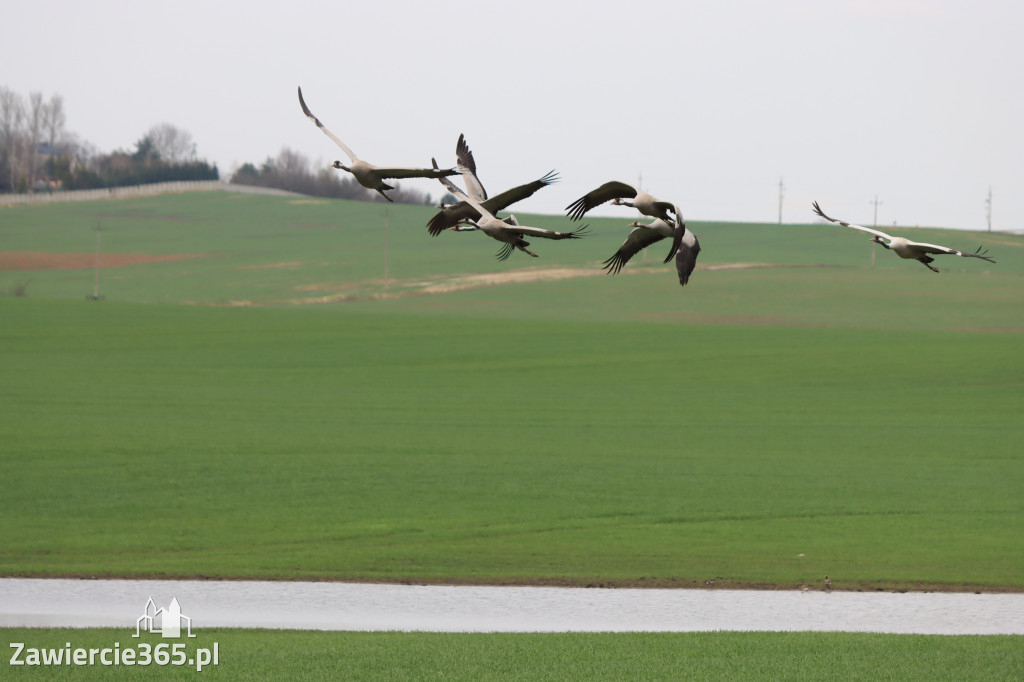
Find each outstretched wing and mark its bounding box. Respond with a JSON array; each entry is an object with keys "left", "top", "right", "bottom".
[
  {"left": 910, "top": 242, "right": 996, "bottom": 263},
  {"left": 602, "top": 224, "right": 668, "bottom": 275},
  {"left": 503, "top": 224, "right": 590, "bottom": 241},
  {"left": 372, "top": 165, "right": 459, "bottom": 180},
  {"left": 432, "top": 158, "right": 466, "bottom": 198},
  {"left": 427, "top": 203, "right": 478, "bottom": 236},
  {"left": 565, "top": 181, "right": 638, "bottom": 221},
  {"left": 484, "top": 170, "right": 559, "bottom": 214},
  {"left": 811, "top": 200, "right": 892, "bottom": 240},
  {"left": 297, "top": 87, "right": 357, "bottom": 164},
  {"left": 427, "top": 170, "right": 558, "bottom": 236},
  {"left": 455, "top": 134, "right": 487, "bottom": 201},
  {"left": 957, "top": 245, "right": 995, "bottom": 263},
  {"left": 675, "top": 231, "right": 701, "bottom": 287}
]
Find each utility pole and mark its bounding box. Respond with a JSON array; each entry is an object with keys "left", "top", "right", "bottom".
[
  {"left": 871, "top": 195, "right": 882, "bottom": 227},
  {"left": 383, "top": 206, "right": 390, "bottom": 286},
  {"left": 777, "top": 176, "right": 784, "bottom": 224},
  {"left": 88, "top": 221, "right": 103, "bottom": 301},
  {"left": 985, "top": 187, "right": 992, "bottom": 232}
]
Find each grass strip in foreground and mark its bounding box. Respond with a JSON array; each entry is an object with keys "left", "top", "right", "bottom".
[{"left": 1, "top": 629, "right": 1021, "bottom": 681}]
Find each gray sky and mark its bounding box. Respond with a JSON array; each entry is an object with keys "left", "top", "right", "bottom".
[{"left": 4, "top": 0, "right": 1022, "bottom": 231}]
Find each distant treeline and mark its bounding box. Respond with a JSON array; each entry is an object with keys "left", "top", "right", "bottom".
[
  {"left": 44, "top": 150, "right": 218, "bottom": 192},
  {"left": 1, "top": 84, "right": 435, "bottom": 205},
  {"left": 1, "top": 85, "right": 218, "bottom": 195}
]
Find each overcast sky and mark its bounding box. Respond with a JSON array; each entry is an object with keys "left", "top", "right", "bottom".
[{"left": 4, "top": 0, "right": 1022, "bottom": 231}]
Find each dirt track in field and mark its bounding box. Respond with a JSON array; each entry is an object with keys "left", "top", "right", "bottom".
[
  {"left": 1, "top": 251, "right": 851, "bottom": 306},
  {"left": 283, "top": 262, "right": 838, "bottom": 304}
]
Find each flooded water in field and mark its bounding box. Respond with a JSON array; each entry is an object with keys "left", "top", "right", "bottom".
[{"left": 1, "top": 579, "right": 1022, "bottom": 634}]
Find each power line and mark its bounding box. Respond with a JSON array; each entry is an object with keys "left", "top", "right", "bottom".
[{"left": 87, "top": 220, "right": 104, "bottom": 301}]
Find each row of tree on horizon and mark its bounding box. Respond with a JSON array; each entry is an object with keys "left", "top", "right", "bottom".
[{"left": 0, "top": 86, "right": 435, "bottom": 206}]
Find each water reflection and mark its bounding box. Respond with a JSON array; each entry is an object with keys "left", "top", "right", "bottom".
[{"left": 1, "top": 579, "right": 1021, "bottom": 634}]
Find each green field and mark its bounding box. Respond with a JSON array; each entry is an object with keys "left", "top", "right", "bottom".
[
  {"left": 2, "top": 190, "right": 1022, "bottom": 590},
  {"left": 2, "top": 299, "right": 1022, "bottom": 589},
  {"left": 2, "top": 191, "right": 1023, "bottom": 678},
  {"left": 2, "top": 629, "right": 1021, "bottom": 681}
]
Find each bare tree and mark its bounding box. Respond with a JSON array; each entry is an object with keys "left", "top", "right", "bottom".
[
  {"left": 265, "top": 147, "right": 318, "bottom": 194},
  {"left": 145, "top": 122, "right": 193, "bottom": 163},
  {"left": 42, "top": 94, "right": 65, "bottom": 149},
  {"left": 0, "top": 87, "right": 21, "bottom": 139},
  {"left": 0, "top": 87, "right": 25, "bottom": 190},
  {"left": 26, "top": 91, "right": 44, "bottom": 184},
  {"left": 274, "top": 147, "right": 309, "bottom": 178}
]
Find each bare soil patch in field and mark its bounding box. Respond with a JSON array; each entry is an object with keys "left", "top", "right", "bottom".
[
  {"left": 285, "top": 266, "right": 607, "bottom": 304},
  {"left": 0, "top": 250, "right": 205, "bottom": 271},
  {"left": 238, "top": 261, "right": 304, "bottom": 270},
  {"left": 283, "top": 262, "right": 834, "bottom": 304},
  {"left": 418, "top": 267, "right": 606, "bottom": 294}
]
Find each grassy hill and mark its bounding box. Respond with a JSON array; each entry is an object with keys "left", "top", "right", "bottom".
[
  {"left": 2, "top": 190, "right": 1020, "bottom": 316},
  {"left": 1, "top": 190, "right": 1022, "bottom": 591}
]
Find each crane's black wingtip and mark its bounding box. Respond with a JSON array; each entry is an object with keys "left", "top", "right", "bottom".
[
  {"left": 601, "top": 254, "right": 625, "bottom": 275},
  {"left": 564, "top": 198, "right": 587, "bottom": 221},
  {"left": 426, "top": 215, "right": 445, "bottom": 237},
  {"left": 297, "top": 86, "right": 315, "bottom": 119},
  {"left": 971, "top": 245, "right": 996, "bottom": 263}
]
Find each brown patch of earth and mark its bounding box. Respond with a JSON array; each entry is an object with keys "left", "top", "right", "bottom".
[
  {"left": 418, "top": 267, "right": 605, "bottom": 294},
  {"left": 284, "top": 266, "right": 606, "bottom": 304},
  {"left": 0, "top": 250, "right": 205, "bottom": 271},
  {"left": 238, "top": 261, "right": 304, "bottom": 270},
  {"left": 282, "top": 263, "right": 845, "bottom": 305}
]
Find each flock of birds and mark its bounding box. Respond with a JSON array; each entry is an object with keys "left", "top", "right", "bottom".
[{"left": 298, "top": 87, "right": 996, "bottom": 286}]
